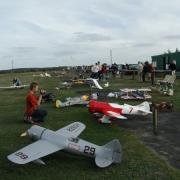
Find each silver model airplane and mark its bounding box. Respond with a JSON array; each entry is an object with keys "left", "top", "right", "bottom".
[
  {"left": 7, "top": 122, "right": 122, "bottom": 168},
  {"left": 55, "top": 95, "right": 89, "bottom": 108}
]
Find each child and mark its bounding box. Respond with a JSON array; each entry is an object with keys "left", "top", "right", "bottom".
[{"left": 24, "top": 82, "right": 47, "bottom": 124}]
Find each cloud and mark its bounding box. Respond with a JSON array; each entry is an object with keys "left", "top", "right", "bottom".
[
  {"left": 163, "top": 35, "right": 180, "bottom": 40},
  {"left": 0, "top": 0, "right": 180, "bottom": 69},
  {"left": 74, "top": 32, "right": 113, "bottom": 42},
  {"left": 133, "top": 43, "right": 155, "bottom": 48}
]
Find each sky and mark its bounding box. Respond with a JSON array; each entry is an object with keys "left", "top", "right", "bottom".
[{"left": 0, "top": 0, "right": 180, "bottom": 70}]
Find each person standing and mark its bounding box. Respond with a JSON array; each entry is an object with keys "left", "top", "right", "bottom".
[
  {"left": 142, "top": 61, "right": 148, "bottom": 82},
  {"left": 97, "top": 61, "right": 102, "bottom": 80},
  {"left": 91, "top": 63, "right": 99, "bottom": 79},
  {"left": 111, "top": 63, "right": 118, "bottom": 77},
  {"left": 148, "top": 63, "right": 155, "bottom": 85},
  {"left": 169, "top": 60, "right": 176, "bottom": 75},
  {"left": 101, "top": 63, "right": 107, "bottom": 80},
  {"left": 137, "top": 61, "right": 143, "bottom": 82}
]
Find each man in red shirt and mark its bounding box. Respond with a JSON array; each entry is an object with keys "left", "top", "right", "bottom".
[{"left": 24, "top": 82, "right": 47, "bottom": 124}]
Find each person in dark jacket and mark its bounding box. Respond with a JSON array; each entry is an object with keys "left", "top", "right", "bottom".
[
  {"left": 142, "top": 61, "right": 149, "bottom": 82},
  {"left": 169, "top": 60, "right": 176, "bottom": 75}
]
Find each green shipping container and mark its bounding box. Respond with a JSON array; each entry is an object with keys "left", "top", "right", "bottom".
[{"left": 152, "top": 51, "right": 180, "bottom": 71}]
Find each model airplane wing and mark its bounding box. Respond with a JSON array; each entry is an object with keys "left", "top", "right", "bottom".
[
  {"left": 7, "top": 139, "right": 62, "bottom": 164},
  {"left": 0, "top": 85, "right": 28, "bottom": 89},
  {"left": 105, "top": 111, "right": 127, "bottom": 119},
  {"left": 56, "top": 122, "right": 86, "bottom": 138},
  {"left": 138, "top": 88, "right": 151, "bottom": 92}
]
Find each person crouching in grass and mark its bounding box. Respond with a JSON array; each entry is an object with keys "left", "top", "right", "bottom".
[{"left": 24, "top": 82, "right": 47, "bottom": 124}]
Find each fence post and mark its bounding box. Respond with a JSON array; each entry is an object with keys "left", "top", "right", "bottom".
[{"left": 153, "top": 105, "right": 158, "bottom": 135}]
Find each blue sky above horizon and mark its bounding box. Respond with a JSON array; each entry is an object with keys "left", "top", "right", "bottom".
[{"left": 0, "top": 0, "right": 180, "bottom": 69}]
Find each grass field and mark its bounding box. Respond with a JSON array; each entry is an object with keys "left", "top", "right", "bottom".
[{"left": 0, "top": 72, "right": 180, "bottom": 180}]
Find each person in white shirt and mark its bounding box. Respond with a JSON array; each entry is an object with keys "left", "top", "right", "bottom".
[
  {"left": 91, "top": 63, "right": 99, "bottom": 79},
  {"left": 137, "top": 61, "right": 143, "bottom": 82}
]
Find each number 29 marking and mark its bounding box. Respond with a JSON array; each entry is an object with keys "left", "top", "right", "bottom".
[{"left": 84, "top": 146, "right": 96, "bottom": 155}]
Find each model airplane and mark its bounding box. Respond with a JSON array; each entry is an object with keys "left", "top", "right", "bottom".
[
  {"left": 89, "top": 100, "right": 152, "bottom": 123},
  {"left": 62, "top": 78, "right": 103, "bottom": 90},
  {"left": 55, "top": 95, "right": 89, "bottom": 108},
  {"left": 33, "top": 72, "right": 51, "bottom": 78},
  {"left": 0, "top": 84, "right": 29, "bottom": 90},
  {"left": 104, "top": 82, "right": 109, "bottom": 88},
  {"left": 7, "top": 122, "right": 122, "bottom": 168},
  {"left": 107, "top": 88, "right": 151, "bottom": 100}
]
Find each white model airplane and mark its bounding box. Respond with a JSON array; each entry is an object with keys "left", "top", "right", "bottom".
[
  {"left": 89, "top": 100, "right": 152, "bottom": 123},
  {"left": 0, "top": 84, "right": 29, "bottom": 90},
  {"left": 7, "top": 122, "right": 122, "bottom": 168},
  {"left": 104, "top": 82, "right": 109, "bottom": 88},
  {"left": 44, "top": 72, "right": 51, "bottom": 77},
  {"left": 62, "top": 78, "right": 103, "bottom": 90},
  {"left": 33, "top": 72, "right": 51, "bottom": 78}
]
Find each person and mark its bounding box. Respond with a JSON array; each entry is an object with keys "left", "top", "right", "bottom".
[
  {"left": 91, "top": 63, "right": 99, "bottom": 79},
  {"left": 125, "top": 64, "right": 129, "bottom": 70},
  {"left": 148, "top": 63, "right": 155, "bottom": 85},
  {"left": 147, "top": 62, "right": 152, "bottom": 81},
  {"left": 111, "top": 63, "right": 118, "bottom": 77},
  {"left": 97, "top": 61, "right": 102, "bottom": 80},
  {"left": 137, "top": 61, "right": 143, "bottom": 82},
  {"left": 13, "top": 77, "right": 21, "bottom": 86},
  {"left": 142, "top": 61, "right": 149, "bottom": 82},
  {"left": 24, "top": 82, "right": 47, "bottom": 124},
  {"left": 169, "top": 60, "right": 176, "bottom": 75},
  {"left": 101, "top": 63, "right": 107, "bottom": 80}
]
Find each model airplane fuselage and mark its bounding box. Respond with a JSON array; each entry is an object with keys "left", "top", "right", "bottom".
[
  {"left": 89, "top": 100, "right": 151, "bottom": 123},
  {"left": 8, "top": 122, "right": 122, "bottom": 168}
]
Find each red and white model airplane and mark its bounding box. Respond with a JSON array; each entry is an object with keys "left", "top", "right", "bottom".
[{"left": 89, "top": 100, "right": 151, "bottom": 123}]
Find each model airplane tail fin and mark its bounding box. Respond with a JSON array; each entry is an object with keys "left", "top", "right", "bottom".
[
  {"left": 95, "top": 139, "right": 122, "bottom": 168},
  {"left": 136, "top": 101, "right": 152, "bottom": 114}
]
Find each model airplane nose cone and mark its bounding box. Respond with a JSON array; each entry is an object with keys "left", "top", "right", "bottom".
[{"left": 20, "top": 131, "right": 28, "bottom": 137}]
